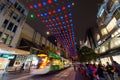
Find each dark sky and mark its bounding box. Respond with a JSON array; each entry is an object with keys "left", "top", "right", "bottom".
[{"left": 20, "top": 0, "right": 103, "bottom": 45}]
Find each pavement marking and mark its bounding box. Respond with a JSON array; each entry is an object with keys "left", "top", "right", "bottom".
[{"left": 12, "top": 74, "right": 33, "bottom": 80}]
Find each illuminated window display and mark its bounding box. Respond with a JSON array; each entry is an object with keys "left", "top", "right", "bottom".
[
  {"left": 0, "top": 58, "right": 9, "bottom": 73},
  {"left": 113, "top": 55, "right": 120, "bottom": 64},
  {"left": 110, "top": 37, "right": 120, "bottom": 49},
  {"left": 100, "top": 57, "right": 112, "bottom": 66}
]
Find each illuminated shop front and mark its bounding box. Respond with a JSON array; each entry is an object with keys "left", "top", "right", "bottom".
[
  {"left": 98, "top": 29, "right": 120, "bottom": 64},
  {"left": 0, "top": 45, "right": 30, "bottom": 71}
]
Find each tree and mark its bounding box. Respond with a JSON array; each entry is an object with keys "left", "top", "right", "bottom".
[{"left": 77, "top": 46, "right": 98, "bottom": 62}]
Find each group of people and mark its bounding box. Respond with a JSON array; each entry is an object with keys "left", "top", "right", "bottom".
[{"left": 78, "top": 61, "right": 120, "bottom": 80}]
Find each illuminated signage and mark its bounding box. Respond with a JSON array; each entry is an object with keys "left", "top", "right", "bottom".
[{"left": 1, "top": 54, "right": 15, "bottom": 59}]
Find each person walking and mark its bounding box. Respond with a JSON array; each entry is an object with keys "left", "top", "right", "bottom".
[
  {"left": 113, "top": 61, "right": 120, "bottom": 80},
  {"left": 106, "top": 62, "right": 114, "bottom": 80},
  {"left": 96, "top": 64, "right": 105, "bottom": 80}
]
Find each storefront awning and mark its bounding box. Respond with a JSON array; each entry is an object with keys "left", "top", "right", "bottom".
[{"left": 0, "top": 44, "right": 30, "bottom": 55}]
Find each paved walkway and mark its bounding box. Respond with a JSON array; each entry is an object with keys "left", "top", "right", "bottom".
[{"left": 0, "top": 67, "right": 88, "bottom": 80}]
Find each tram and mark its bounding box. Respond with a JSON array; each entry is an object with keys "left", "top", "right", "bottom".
[{"left": 30, "top": 52, "right": 70, "bottom": 74}]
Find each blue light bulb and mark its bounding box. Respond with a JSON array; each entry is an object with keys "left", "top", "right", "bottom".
[
  {"left": 43, "top": 1, "right": 47, "bottom": 6},
  {"left": 62, "top": 22, "right": 65, "bottom": 24},
  {"left": 45, "top": 19, "right": 48, "bottom": 22},
  {"left": 67, "top": 3, "right": 71, "bottom": 8},
  {"left": 40, "top": 13, "right": 44, "bottom": 16},
  {"left": 68, "top": 13, "right": 72, "bottom": 16},
  {"left": 57, "top": 8, "right": 61, "bottom": 12},
  {"left": 60, "top": 16, "right": 64, "bottom": 19},
  {"left": 34, "top": 4, "right": 38, "bottom": 9},
  {"left": 69, "top": 19, "right": 72, "bottom": 22},
  {"left": 44, "top": 12, "right": 48, "bottom": 16},
  {"left": 54, "top": 0, "right": 57, "bottom": 2}
]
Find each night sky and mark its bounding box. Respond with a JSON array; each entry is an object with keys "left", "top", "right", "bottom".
[{"left": 19, "top": 0, "right": 103, "bottom": 50}]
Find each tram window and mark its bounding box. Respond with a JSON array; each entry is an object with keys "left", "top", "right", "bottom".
[{"left": 15, "top": 62, "right": 20, "bottom": 65}]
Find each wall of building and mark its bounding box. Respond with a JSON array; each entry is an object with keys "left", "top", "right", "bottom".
[{"left": 0, "top": 0, "right": 28, "bottom": 48}]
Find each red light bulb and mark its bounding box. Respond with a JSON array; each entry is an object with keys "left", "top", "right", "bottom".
[
  {"left": 29, "top": 5, "right": 33, "bottom": 9},
  {"left": 48, "top": 0, "right": 52, "bottom": 4},
  {"left": 64, "top": 14, "right": 68, "bottom": 18},
  {"left": 37, "top": 14, "right": 40, "bottom": 17},
  {"left": 53, "top": 10, "right": 56, "bottom": 14},
  {"left": 48, "top": 11, "right": 52, "bottom": 15},
  {"left": 62, "top": 6, "right": 66, "bottom": 10},
  {"left": 38, "top": 3, "right": 42, "bottom": 7}
]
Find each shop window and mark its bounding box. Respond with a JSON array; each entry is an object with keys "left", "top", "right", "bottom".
[
  {"left": 7, "top": 22, "right": 14, "bottom": 31},
  {"left": 1, "top": 33, "right": 9, "bottom": 44},
  {"left": 6, "top": 36, "right": 13, "bottom": 45},
  {"left": 12, "top": 25, "right": 18, "bottom": 33},
  {"left": 1, "top": 20, "right": 9, "bottom": 28}
]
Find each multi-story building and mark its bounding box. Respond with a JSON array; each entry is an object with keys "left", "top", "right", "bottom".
[
  {"left": 0, "top": 0, "right": 28, "bottom": 47},
  {"left": 89, "top": 0, "right": 120, "bottom": 64}
]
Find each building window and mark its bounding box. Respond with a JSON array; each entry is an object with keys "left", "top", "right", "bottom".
[
  {"left": 7, "top": 22, "right": 14, "bottom": 31},
  {"left": 113, "top": 7, "right": 120, "bottom": 20},
  {"left": 14, "top": 2, "right": 19, "bottom": 8},
  {"left": 1, "top": 20, "right": 9, "bottom": 28},
  {"left": 6, "top": 36, "right": 13, "bottom": 45},
  {"left": 13, "top": 13, "right": 18, "bottom": 20},
  {"left": 0, "top": 3, "right": 5, "bottom": 13},
  {"left": 101, "top": 28, "right": 108, "bottom": 36},
  {"left": 1, "top": 33, "right": 9, "bottom": 44},
  {"left": 17, "top": 18, "right": 21, "bottom": 22},
  {"left": 106, "top": 17, "right": 117, "bottom": 32},
  {"left": 20, "top": 9, "right": 25, "bottom": 14},
  {"left": 7, "top": 10, "right": 13, "bottom": 17},
  {"left": 17, "top": 6, "right": 22, "bottom": 11},
  {"left": 12, "top": 25, "right": 18, "bottom": 33}
]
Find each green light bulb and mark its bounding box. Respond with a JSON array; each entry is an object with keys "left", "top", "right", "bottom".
[{"left": 30, "top": 14, "right": 34, "bottom": 18}]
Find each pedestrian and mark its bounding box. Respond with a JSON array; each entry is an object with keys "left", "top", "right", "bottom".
[
  {"left": 20, "top": 63, "right": 25, "bottom": 72},
  {"left": 106, "top": 62, "right": 114, "bottom": 80},
  {"left": 86, "top": 64, "right": 93, "bottom": 80},
  {"left": 96, "top": 64, "right": 105, "bottom": 80},
  {"left": 73, "top": 63, "right": 76, "bottom": 71},
  {"left": 113, "top": 61, "right": 120, "bottom": 80}
]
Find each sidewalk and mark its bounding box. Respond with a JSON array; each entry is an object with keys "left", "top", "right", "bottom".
[
  {"left": 67, "top": 67, "right": 89, "bottom": 80},
  {"left": 75, "top": 68, "right": 90, "bottom": 80},
  {"left": 0, "top": 70, "right": 30, "bottom": 80}
]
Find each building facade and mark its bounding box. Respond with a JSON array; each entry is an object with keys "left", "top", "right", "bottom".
[
  {"left": 0, "top": 0, "right": 28, "bottom": 48},
  {"left": 89, "top": 0, "right": 120, "bottom": 64}
]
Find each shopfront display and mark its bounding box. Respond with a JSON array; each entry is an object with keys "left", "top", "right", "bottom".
[
  {"left": 0, "top": 58, "right": 9, "bottom": 73},
  {"left": 0, "top": 45, "right": 30, "bottom": 71},
  {"left": 112, "top": 55, "right": 120, "bottom": 64},
  {"left": 100, "top": 57, "right": 112, "bottom": 66}
]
